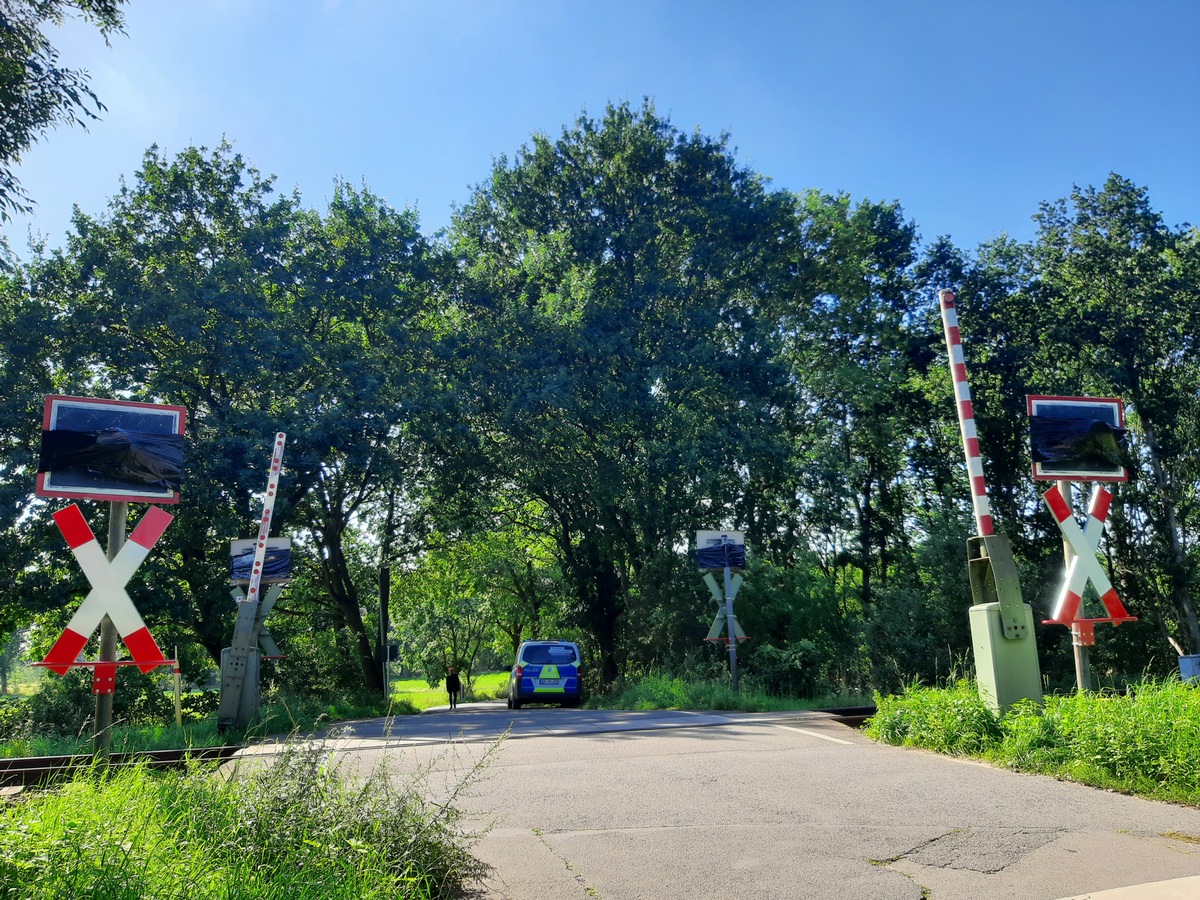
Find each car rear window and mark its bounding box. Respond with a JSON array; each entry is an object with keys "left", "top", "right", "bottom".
[{"left": 522, "top": 644, "right": 578, "bottom": 665}]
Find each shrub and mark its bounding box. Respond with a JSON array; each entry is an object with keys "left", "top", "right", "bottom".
[
  {"left": 866, "top": 679, "right": 1002, "bottom": 755},
  {"left": 743, "top": 641, "right": 821, "bottom": 698},
  {"left": 0, "top": 698, "right": 30, "bottom": 743},
  {"left": 0, "top": 736, "right": 496, "bottom": 898},
  {"left": 27, "top": 668, "right": 173, "bottom": 736}
]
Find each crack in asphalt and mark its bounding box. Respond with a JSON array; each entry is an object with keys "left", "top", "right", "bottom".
[{"left": 534, "top": 827, "right": 604, "bottom": 899}]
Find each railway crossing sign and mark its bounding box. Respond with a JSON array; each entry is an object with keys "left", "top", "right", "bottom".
[
  {"left": 703, "top": 572, "right": 747, "bottom": 642},
  {"left": 1041, "top": 482, "right": 1136, "bottom": 645},
  {"left": 41, "top": 503, "right": 172, "bottom": 679}
]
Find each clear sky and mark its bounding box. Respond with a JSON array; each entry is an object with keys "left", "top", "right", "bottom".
[{"left": 5, "top": 1, "right": 1198, "bottom": 258}]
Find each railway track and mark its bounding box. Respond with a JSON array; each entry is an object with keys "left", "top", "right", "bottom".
[
  {"left": 2, "top": 705, "right": 873, "bottom": 792},
  {"left": 0, "top": 745, "right": 244, "bottom": 790},
  {"left": 819, "top": 705, "right": 876, "bottom": 728}
]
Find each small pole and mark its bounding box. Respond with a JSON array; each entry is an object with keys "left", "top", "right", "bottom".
[
  {"left": 173, "top": 645, "right": 182, "bottom": 727},
  {"left": 379, "top": 565, "right": 391, "bottom": 700},
  {"left": 94, "top": 500, "right": 128, "bottom": 756},
  {"left": 724, "top": 562, "right": 739, "bottom": 693}
]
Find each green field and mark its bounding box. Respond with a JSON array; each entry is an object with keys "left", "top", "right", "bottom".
[{"left": 391, "top": 671, "right": 509, "bottom": 711}]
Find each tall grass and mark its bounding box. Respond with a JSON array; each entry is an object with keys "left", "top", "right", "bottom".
[
  {"left": 866, "top": 678, "right": 1200, "bottom": 806},
  {"left": 0, "top": 735, "right": 496, "bottom": 899}
]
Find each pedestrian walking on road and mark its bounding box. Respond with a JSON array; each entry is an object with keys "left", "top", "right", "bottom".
[{"left": 446, "top": 666, "right": 461, "bottom": 709}]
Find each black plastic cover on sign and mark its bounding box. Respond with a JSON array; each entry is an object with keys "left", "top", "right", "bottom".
[
  {"left": 38, "top": 428, "right": 184, "bottom": 489},
  {"left": 1029, "top": 415, "right": 1127, "bottom": 470},
  {"left": 232, "top": 547, "right": 292, "bottom": 581},
  {"left": 696, "top": 543, "right": 746, "bottom": 570}
]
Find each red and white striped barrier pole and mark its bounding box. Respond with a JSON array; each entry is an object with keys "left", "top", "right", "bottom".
[
  {"left": 938, "top": 289, "right": 994, "bottom": 536},
  {"left": 243, "top": 433, "right": 286, "bottom": 606}
]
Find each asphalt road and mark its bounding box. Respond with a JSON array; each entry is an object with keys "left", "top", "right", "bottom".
[{"left": 296, "top": 702, "right": 1200, "bottom": 899}]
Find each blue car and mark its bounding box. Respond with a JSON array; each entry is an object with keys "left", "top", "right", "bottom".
[{"left": 507, "top": 640, "right": 582, "bottom": 709}]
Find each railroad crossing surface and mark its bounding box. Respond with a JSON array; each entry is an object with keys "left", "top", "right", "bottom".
[{"left": 318, "top": 704, "right": 1200, "bottom": 900}]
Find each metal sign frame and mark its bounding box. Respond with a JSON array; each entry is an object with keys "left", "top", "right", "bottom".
[
  {"left": 1027, "top": 395, "right": 1128, "bottom": 483},
  {"left": 37, "top": 395, "right": 186, "bottom": 503}
]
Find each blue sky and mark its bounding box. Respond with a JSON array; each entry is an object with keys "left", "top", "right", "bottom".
[{"left": 6, "top": 1, "right": 1198, "bottom": 258}]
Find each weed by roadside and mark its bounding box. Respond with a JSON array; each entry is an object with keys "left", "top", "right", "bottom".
[
  {"left": 866, "top": 677, "right": 1200, "bottom": 807},
  {"left": 0, "top": 732, "right": 498, "bottom": 899},
  {"left": 588, "top": 673, "right": 872, "bottom": 712}
]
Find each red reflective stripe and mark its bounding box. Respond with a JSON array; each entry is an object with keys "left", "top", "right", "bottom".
[
  {"left": 1056, "top": 591, "right": 1082, "bottom": 624},
  {"left": 124, "top": 626, "right": 166, "bottom": 672},
  {"left": 129, "top": 506, "right": 173, "bottom": 549},
  {"left": 953, "top": 362, "right": 969, "bottom": 384},
  {"left": 1044, "top": 486, "right": 1072, "bottom": 523},
  {"left": 959, "top": 399, "right": 974, "bottom": 420},
  {"left": 53, "top": 504, "right": 94, "bottom": 550},
  {"left": 1091, "top": 489, "right": 1112, "bottom": 524},
  {"left": 947, "top": 325, "right": 961, "bottom": 345},
  {"left": 965, "top": 437, "right": 981, "bottom": 457},
  {"left": 971, "top": 476, "right": 988, "bottom": 497},
  {"left": 977, "top": 514, "right": 994, "bottom": 536},
  {"left": 1100, "top": 589, "right": 1129, "bottom": 618},
  {"left": 42, "top": 627, "right": 88, "bottom": 675}
]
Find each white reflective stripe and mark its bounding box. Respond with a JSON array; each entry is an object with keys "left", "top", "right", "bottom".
[
  {"left": 773, "top": 724, "right": 853, "bottom": 745},
  {"left": 1054, "top": 507, "right": 1116, "bottom": 598},
  {"left": 63, "top": 585, "right": 147, "bottom": 637},
  {"left": 62, "top": 537, "right": 152, "bottom": 637},
  {"left": 105, "top": 538, "right": 155, "bottom": 586}
]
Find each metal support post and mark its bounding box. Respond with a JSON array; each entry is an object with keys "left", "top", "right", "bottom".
[
  {"left": 724, "top": 564, "right": 739, "bottom": 693},
  {"left": 94, "top": 501, "right": 128, "bottom": 756},
  {"left": 1059, "top": 480, "right": 1092, "bottom": 692},
  {"left": 379, "top": 565, "right": 391, "bottom": 699}
]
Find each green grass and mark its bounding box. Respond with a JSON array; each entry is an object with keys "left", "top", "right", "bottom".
[
  {"left": 0, "top": 737, "right": 496, "bottom": 899},
  {"left": 587, "top": 673, "right": 872, "bottom": 713},
  {"left": 0, "top": 720, "right": 229, "bottom": 759},
  {"left": 392, "top": 672, "right": 508, "bottom": 711},
  {"left": 866, "top": 678, "right": 1200, "bottom": 807}
]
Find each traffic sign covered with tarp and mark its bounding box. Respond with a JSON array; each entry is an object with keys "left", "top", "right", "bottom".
[
  {"left": 37, "top": 395, "right": 185, "bottom": 503},
  {"left": 1027, "top": 395, "right": 1128, "bottom": 483}
]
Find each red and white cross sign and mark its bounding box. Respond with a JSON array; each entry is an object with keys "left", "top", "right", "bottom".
[
  {"left": 41, "top": 504, "right": 172, "bottom": 675},
  {"left": 1042, "top": 484, "right": 1134, "bottom": 628}
]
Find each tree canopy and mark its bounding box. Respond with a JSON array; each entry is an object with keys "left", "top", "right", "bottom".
[
  {"left": 0, "top": 0, "right": 126, "bottom": 220},
  {"left": 1, "top": 104, "right": 1197, "bottom": 704}
]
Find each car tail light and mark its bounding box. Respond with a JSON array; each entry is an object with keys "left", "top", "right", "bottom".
[{"left": 515, "top": 665, "right": 523, "bottom": 677}]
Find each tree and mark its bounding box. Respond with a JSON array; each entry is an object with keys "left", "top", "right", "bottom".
[
  {"left": 1028, "top": 175, "right": 1200, "bottom": 655},
  {"left": 769, "top": 192, "right": 927, "bottom": 615},
  {"left": 0, "top": 0, "right": 126, "bottom": 219},
  {"left": 37, "top": 142, "right": 306, "bottom": 672},
  {"left": 444, "top": 101, "right": 796, "bottom": 683},
  {"left": 394, "top": 538, "right": 495, "bottom": 691},
  {"left": 38, "top": 145, "right": 436, "bottom": 694}
]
